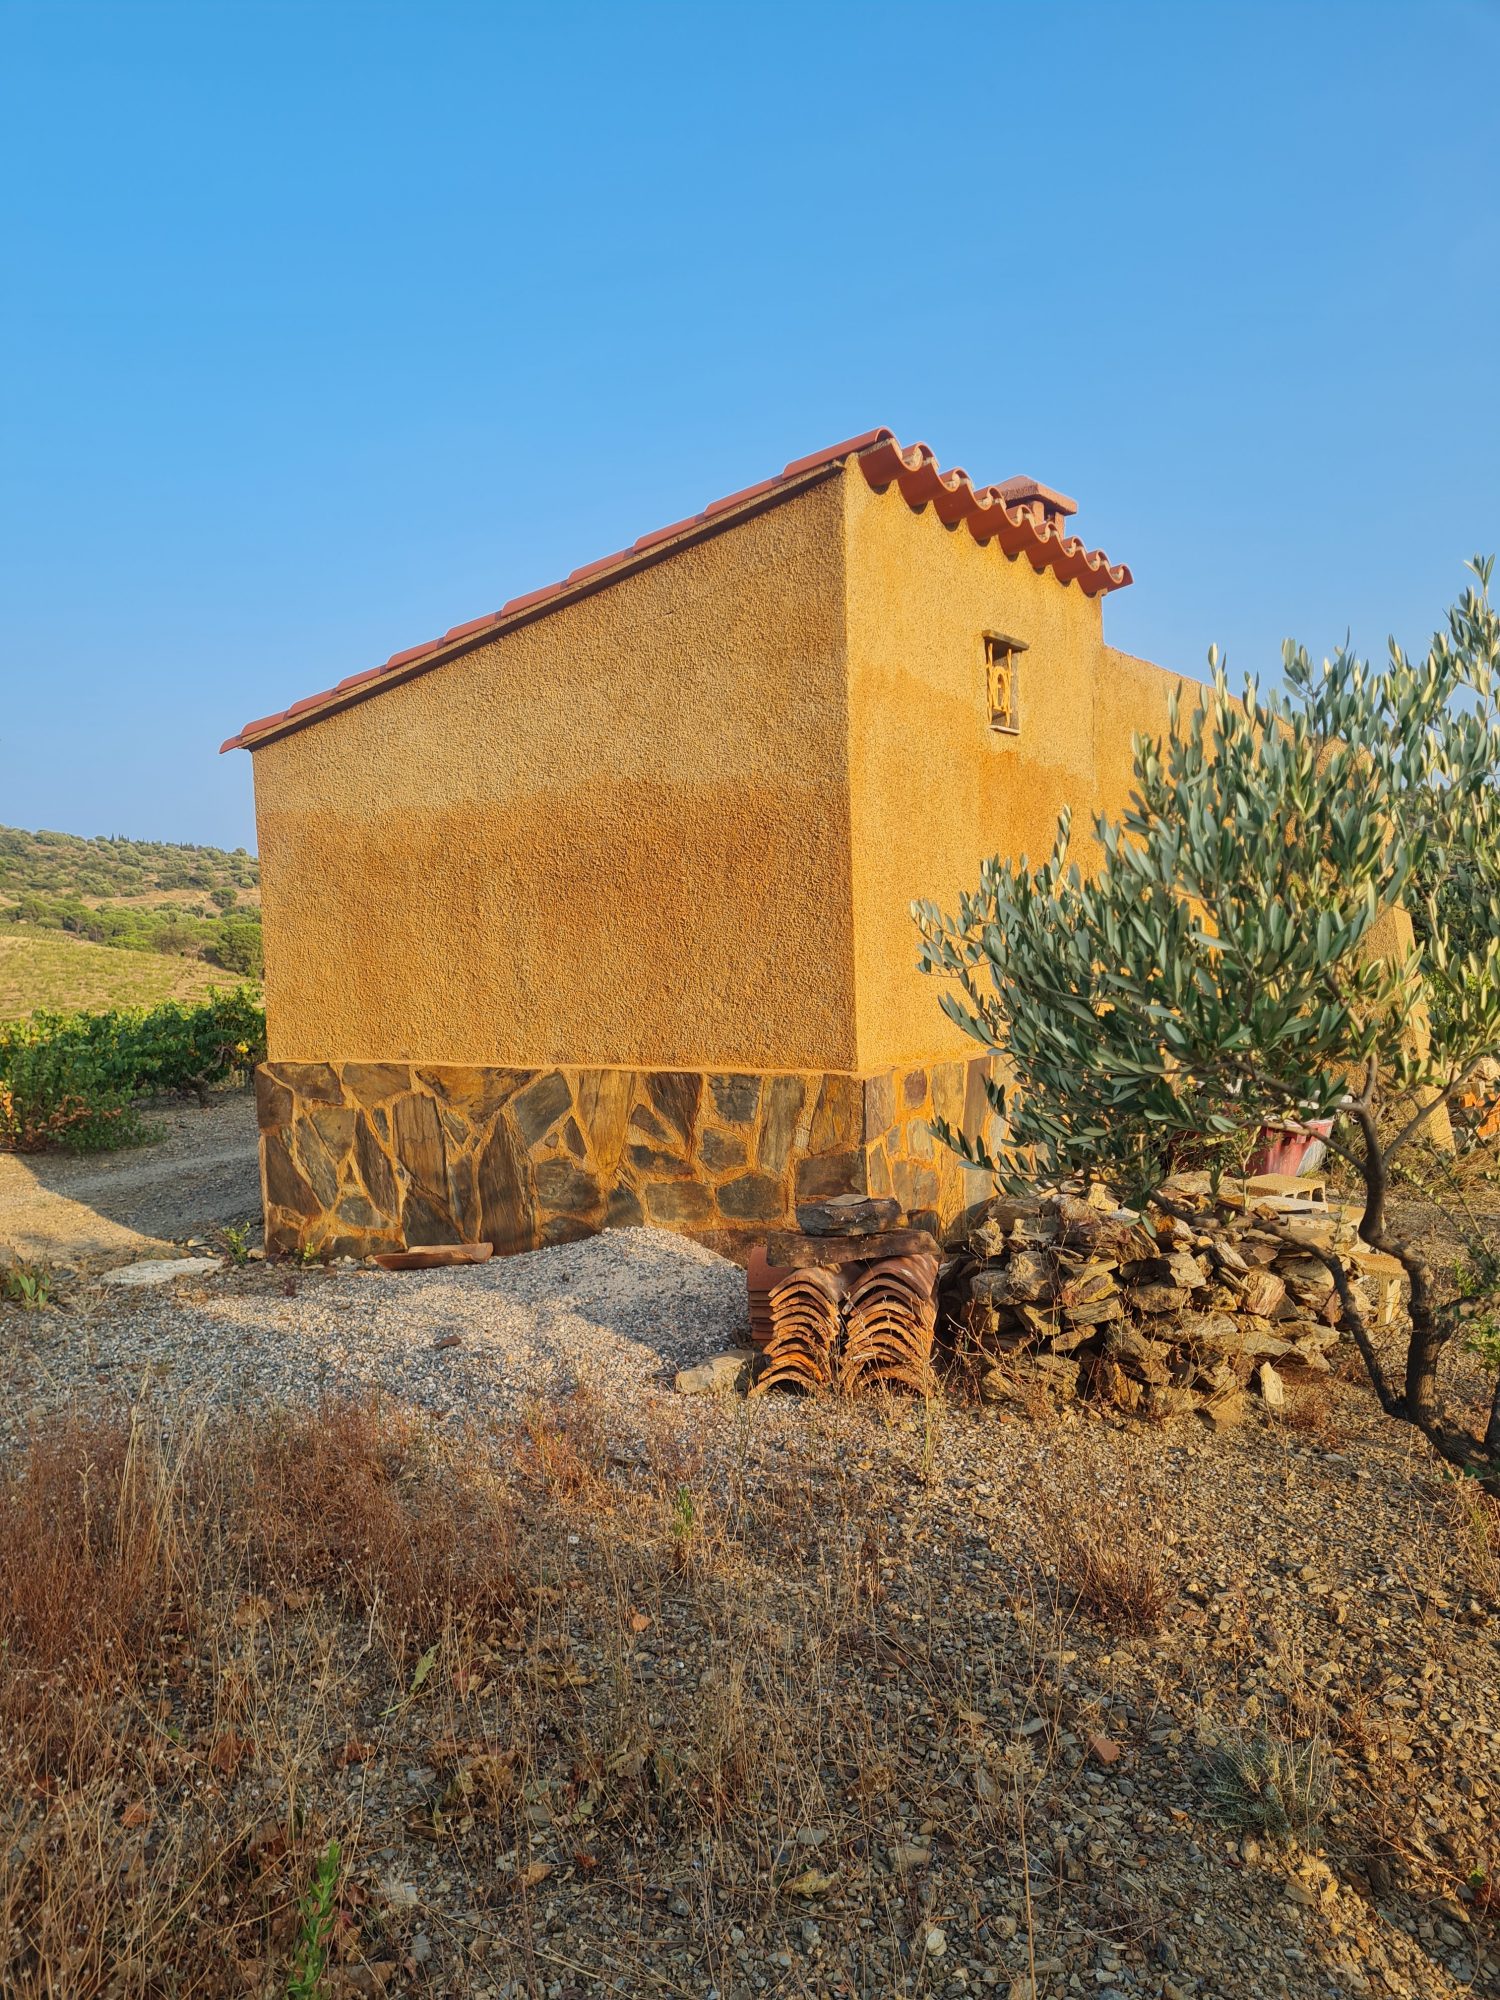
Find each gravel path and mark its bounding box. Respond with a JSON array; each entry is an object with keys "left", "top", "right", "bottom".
[
  {"left": 0, "top": 1226, "right": 749, "bottom": 1442},
  {"left": 0, "top": 1090, "right": 259, "bottom": 1267}
]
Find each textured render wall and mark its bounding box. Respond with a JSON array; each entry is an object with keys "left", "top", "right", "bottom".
[
  {"left": 251, "top": 479, "right": 855, "bottom": 1072},
  {"left": 842, "top": 477, "right": 1190, "bottom": 1075},
  {"left": 1093, "top": 645, "right": 1193, "bottom": 809}
]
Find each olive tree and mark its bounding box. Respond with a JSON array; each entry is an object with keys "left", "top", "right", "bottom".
[{"left": 914, "top": 562, "right": 1500, "bottom": 1475}]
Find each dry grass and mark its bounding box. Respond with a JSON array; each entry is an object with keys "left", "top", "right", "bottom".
[
  {"left": 0, "top": 1401, "right": 522, "bottom": 1996},
  {"left": 1277, "top": 1375, "right": 1349, "bottom": 1450},
  {"left": 0, "top": 1384, "right": 1492, "bottom": 1997},
  {"left": 0, "top": 926, "right": 250, "bottom": 1021},
  {"left": 1443, "top": 1473, "right": 1500, "bottom": 1600},
  {"left": 0, "top": 1394, "right": 961, "bottom": 1996},
  {"left": 1035, "top": 1455, "right": 1172, "bottom": 1635},
  {"left": 241, "top": 1401, "right": 520, "bottom": 1644}
]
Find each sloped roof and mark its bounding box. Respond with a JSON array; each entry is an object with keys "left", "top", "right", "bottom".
[{"left": 221, "top": 429, "right": 1131, "bottom": 753}]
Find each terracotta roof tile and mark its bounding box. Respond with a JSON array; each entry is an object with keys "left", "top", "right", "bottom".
[
  {"left": 565, "top": 553, "right": 625, "bottom": 584},
  {"left": 383, "top": 641, "right": 435, "bottom": 671},
  {"left": 220, "top": 428, "right": 1129, "bottom": 752},
  {"left": 503, "top": 582, "right": 563, "bottom": 616},
  {"left": 631, "top": 517, "right": 697, "bottom": 554},
  {"left": 853, "top": 437, "right": 1131, "bottom": 595},
  {"left": 442, "top": 614, "right": 499, "bottom": 643},
  {"left": 701, "top": 473, "right": 781, "bottom": 516}
]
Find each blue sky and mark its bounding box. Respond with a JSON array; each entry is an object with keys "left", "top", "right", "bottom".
[{"left": 2, "top": 0, "right": 1497, "bottom": 851}]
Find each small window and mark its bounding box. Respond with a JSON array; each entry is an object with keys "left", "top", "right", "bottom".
[{"left": 984, "top": 632, "right": 1027, "bottom": 734}]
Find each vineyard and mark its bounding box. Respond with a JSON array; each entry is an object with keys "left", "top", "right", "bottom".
[
  {"left": 0, "top": 991, "right": 266, "bottom": 1152},
  {"left": 0, "top": 826, "right": 262, "bottom": 990}
]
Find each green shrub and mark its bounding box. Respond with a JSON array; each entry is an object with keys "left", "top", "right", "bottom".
[
  {"left": 209, "top": 914, "right": 264, "bottom": 978},
  {"left": 0, "top": 1040, "right": 144, "bottom": 1153},
  {"left": 0, "top": 990, "right": 266, "bottom": 1150},
  {"left": 0, "top": 891, "right": 263, "bottom": 969},
  {"left": 1, "top": 1256, "right": 55, "bottom": 1308}
]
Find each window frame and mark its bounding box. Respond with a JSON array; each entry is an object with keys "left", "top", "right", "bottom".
[{"left": 983, "top": 631, "right": 1027, "bottom": 735}]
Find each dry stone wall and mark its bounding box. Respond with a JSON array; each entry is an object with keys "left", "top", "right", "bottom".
[{"left": 950, "top": 1187, "right": 1401, "bottom": 1427}]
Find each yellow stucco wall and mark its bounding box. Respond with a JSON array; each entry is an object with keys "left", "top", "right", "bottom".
[
  {"left": 251, "top": 461, "right": 1197, "bottom": 1080},
  {"left": 252, "top": 477, "right": 857, "bottom": 1070},
  {"left": 842, "top": 474, "right": 1189, "bottom": 1072}
]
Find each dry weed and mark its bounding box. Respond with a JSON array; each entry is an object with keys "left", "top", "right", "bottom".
[
  {"left": 0, "top": 1410, "right": 188, "bottom": 1773},
  {"left": 242, "top": 1396, "right": 521, "bottom": 1649},
  {"left": 0, "top": 1408, "right": 382, "bottom": 1995},
  {"left": 0, "top": 1377, "right": 935, "bottom": 1999},
  {"left": 1278, "top": 1376, "right": 1348, "bottom": 1450},
  {"left": 1441, "top": 1473, "right": 1500, "bottom": 1599},
  {"left": 1036, "top": 1460, "right": 1170, "bottom": 1634}
]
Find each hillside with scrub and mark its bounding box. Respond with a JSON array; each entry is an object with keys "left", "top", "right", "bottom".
[
  {"left": 0, "top": 928, "right": 249, "bottom": 1020},
  {"left": 0, "top": 825, "right": 262, "bottom": 1017},
  {"left": 0, "top": 825, "right": 258, "bottom": 901}
]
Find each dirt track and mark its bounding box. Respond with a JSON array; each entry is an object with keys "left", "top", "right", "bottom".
[{"left": 0, "top": 1089, "right": 259, "bottom": 1268}]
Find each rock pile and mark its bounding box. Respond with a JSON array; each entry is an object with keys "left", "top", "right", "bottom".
[{"left": 950, "top": 1181, "right": 1398, "bottom": 1427}]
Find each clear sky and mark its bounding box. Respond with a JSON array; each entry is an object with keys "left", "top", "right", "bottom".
[{"left": 2, "top": 0, "right": 1497, "bottom": 852}]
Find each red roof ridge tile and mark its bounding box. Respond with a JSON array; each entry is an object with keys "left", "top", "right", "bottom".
[
  {"left": 220, "top": 429, "right": 1129, "bottom": 752},
  {"left": 852, "top": 439, "right": 1130, "bottom": 594}
]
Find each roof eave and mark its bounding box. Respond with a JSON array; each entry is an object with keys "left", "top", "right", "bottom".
[
  {"left": 220, "top": 435, "right": 897, "bottom": 754},
  {"left": 222, "top": 426, "right": 1131, "bottom": 754}
]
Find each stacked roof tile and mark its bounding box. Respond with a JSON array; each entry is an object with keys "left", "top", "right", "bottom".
[{"left": 221, "top": 429, "right": 1131, "bottom": 753}]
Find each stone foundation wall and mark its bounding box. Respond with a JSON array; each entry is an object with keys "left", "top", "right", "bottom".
[{"left": 256, "top": 1056, "right": 997, "bottom": 1260}]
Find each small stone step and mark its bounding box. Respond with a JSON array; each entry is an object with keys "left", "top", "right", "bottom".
[
  {"left": 794, "top": 1193, "right": 903, "bottom": 1238},
  {"left": 99, "top": 1255, "right": 223, "bottom": 1289}
]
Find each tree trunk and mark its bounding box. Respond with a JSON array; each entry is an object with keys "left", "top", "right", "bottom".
[
  {"left": 1392, "top": 1242, "right": 1445, "bottom": 1429},
  {"left": 1349, "top": 1098, "right": 1387, "bottom": 1243}
]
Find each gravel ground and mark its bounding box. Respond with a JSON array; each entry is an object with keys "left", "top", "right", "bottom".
[
  {"left": 0, "top": 1088, "right": 259, "bottom": 1267},
  {"left": 2, "top": 1228, "right": 1497, "bottom": 1998},
  {"left": 0, "top": 1226, "right": 747, "bottom": 1442}
]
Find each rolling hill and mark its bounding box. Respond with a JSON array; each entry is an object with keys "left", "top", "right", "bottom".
[{"left": 0, "top": 826, "right": 262, "bottom": 1020}]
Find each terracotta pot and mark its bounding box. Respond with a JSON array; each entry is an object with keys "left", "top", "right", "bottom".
[{"left": 372, "top": 1242, "right": 494, "bottom": 1272}]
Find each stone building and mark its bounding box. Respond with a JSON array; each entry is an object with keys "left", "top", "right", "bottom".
[{"left": 224, "top": 428, "right": 1186, "bottom": 1258}]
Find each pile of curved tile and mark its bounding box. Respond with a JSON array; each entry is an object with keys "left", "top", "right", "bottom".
[
  {"left": 756, "top": 1263, "right": 849, "bottom": 1397},
  {"left": 746, "top": 1242, "right": 787, "bottom": 1348},
  {"left": 841, "top": 1251, "right": 940, "bottom": 1398},
  {"left": 747, "top": 1228, "right": 941, "bottom": 1401}
]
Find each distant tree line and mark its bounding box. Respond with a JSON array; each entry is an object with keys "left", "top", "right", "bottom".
[{"left": 0, "top": 825, "right": 258, "bottom": 899}]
